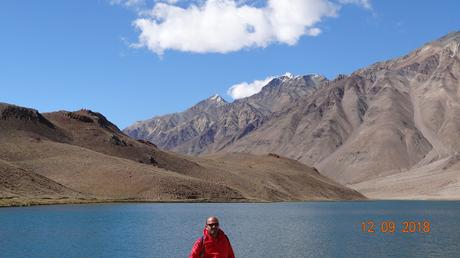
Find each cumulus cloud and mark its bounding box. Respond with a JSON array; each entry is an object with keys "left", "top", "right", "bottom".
[
  {"left": 227, "top": 72, "right": 294, "bottom": 99},
  {"left": 132, "top": 0, "right": 339, "bottom": 55}
]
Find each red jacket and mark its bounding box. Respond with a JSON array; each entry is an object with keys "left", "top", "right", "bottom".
[{"left": 189, "top": 228, "right": 235, "bottom": 258}]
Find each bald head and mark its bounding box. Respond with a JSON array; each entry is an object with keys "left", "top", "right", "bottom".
[
  {"left": 205, "top": 216, "right": 220, "bottom": 237},
  {"left": 206, "top": 216, "right": 219, "bottom": 224}
]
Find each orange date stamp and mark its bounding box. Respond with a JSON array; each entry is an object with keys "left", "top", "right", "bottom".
[{"left": 361, "top": 220, "right": 431, "bottom": 233}]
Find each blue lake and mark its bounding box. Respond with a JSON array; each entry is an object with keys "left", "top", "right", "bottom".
[{"left": 1, "top": 201, "right": 459, "bottom": 257}]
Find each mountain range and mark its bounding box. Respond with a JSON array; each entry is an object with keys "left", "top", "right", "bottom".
[
  {"left": 0, "top": 103, "right": 363, "bottom": 206},
  {"left": 124, "top": 31, "right": 460, "bottom": 200},
  {"left": 124, "top": 74, "right": 327, "bottom": 155}
]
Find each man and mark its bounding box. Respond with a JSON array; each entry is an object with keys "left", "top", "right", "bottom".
[{"left": 189, "top": 216, "right": 235, "bottom": 258}]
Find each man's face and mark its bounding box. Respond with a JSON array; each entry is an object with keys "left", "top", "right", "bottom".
[{"left": 206, "top": 217, "right": 219, "bottom": 236}]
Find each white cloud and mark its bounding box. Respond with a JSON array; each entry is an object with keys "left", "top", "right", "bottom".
[
  {"left": 227, "top": 75, "right": 276, "bottom": 99},
  {"left": 338, "top": 0, "right": 372, "bottom": 9},
  {"left": 227, "top": 72, "right": 297, "bottom": 99},
  {"left": 132, "top": 0, "right": 339, "bottom": 55}
]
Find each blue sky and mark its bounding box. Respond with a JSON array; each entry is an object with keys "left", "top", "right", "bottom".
[{"left": 0, "top": 0, "right": 459, "bottom": 129}]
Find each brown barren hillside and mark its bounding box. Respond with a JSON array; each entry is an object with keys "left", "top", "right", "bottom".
[
  {"left": 0, "top": 103, "right": 364, "bottom": 206},
  {"left": 43, "top": 109, "right": 206, "bottom": 174},
  {"left": 0, "top": 159, "right": 90, "bottom": 206},
  {"left": 195, "top": 152, "right": 364, "bottom": 201}
]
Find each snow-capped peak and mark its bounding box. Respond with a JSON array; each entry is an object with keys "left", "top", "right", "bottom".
[
  {"left": 312, "top": 74, "right": 321, "bottom": 78},
  {"left": 280, "top": 72, "right": 317, "bottom": 82},
  {"left": 280, "top": 72, "right": 297, "bottom": 82},
  {"left": 284, "top": 72, "right": 294, "bottom": 78},
  {"left": 210, "top": 94, "right": 221, "bottom": 100},
  {"left": 208, "top": 94, "right": 227, "bottom": 104}
]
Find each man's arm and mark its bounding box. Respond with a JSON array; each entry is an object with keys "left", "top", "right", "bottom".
[
  {"left": 227, "top": 237, "right": 235, "bottom": 258},
  {"left": 189, "top": 238, "right": 203, "bottom": 258}
]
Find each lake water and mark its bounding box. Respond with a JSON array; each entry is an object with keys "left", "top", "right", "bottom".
[{"left": 1, "top": 201, "right": 459, "bottom": 258}]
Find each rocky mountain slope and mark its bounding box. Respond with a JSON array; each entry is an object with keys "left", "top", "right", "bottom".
[
  {"left": 0, "top": 103, "right": 364, "bottom": 206},
  {"left": 124, "top": 74, "right": 326, "bottom": 155},
  {"left": 230, "top": 32, "right": 460, "bottom": 199},
  {"left": 125, "top": 31, "right": 460, "bottom": 199}
]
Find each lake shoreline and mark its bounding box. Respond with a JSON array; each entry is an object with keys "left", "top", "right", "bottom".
[
  {"left": 0, "top": 197, "right": 351, "bottom": 208},
  {"left": 2, "top": 196, "right": 460, "bottom": 208}
]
